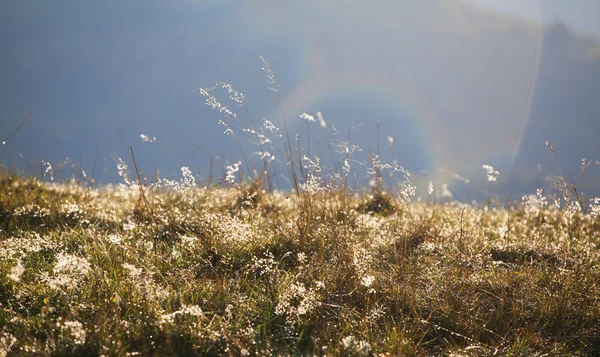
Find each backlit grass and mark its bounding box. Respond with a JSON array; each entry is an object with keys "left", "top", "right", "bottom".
[{"left": 1, "top": 169, "right": 599, "bottom": 356}]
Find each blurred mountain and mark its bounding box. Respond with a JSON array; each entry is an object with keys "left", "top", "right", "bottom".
[{"left": 509, "top": 22, "right": 600, "bottom": 193}]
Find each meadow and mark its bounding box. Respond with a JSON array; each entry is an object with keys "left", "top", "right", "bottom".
[{"left": 1, "top": 62, "right": 600, "bottom": 356}]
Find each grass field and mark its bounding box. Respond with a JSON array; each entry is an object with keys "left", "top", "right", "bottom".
[
  {"left": 2, "top": 66, "right": 600, "bottom": 355},
  {"left": 1, "top": 166, "right": 599, "bottom": 356}
]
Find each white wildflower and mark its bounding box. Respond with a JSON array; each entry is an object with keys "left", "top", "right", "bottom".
[
  {"left": 243, "top": 127, "right": 272, "bottom": 146},
  {"left": 250, "top": 252, "right": 277, "bottom": 277},
  {"left": 153, "top": 166, "right": 196, "bottom": 192},
  {"left": 0, "top": 232, "right": 57, "bottom": 260},
  {"left": 262, "top": 118, "right": 282, "bottom": 137},
  {"left": 225, "top": 161, "right": 241, "bottom": 184},
  {"left": 123, "top": 220, "right": 137, "bottom": 231},
  {"left": 398, "top": 179, "right": 416, "bottom": 202},
  {"left": 13, "top": 204, "right": 49, "bottom": 217},
  {"left": 107, "top": 234, "right": 122, "bottom": 245},
  {"left": 116, "top": 157, "right": 134, "bottom": 187},
  {"left": 122, "top": 263, "right": 167, "bottom": 300},
  {"left": 199, "top": 84, "right": 239, "bottom": 120},
  {"left": 254, "top": 151, "right": 275, "bottom": 162},
  {"left": 565, "top": 200, "right": 581, "bottom": 220},
  {"left": 497, "top": 224, "right": 508, "bottom": 239},
  {"left": 260, "top": 56, "right": 278, "bottom": 92},
  {"left": 142, "top": 240, "right": 154, "bottom": 252},
  {"left": 122, "top": 263, "right": 143, "bottom": 280},
  {"left": 428, "top": 181, "right": 434, "bottom": 195},
  {"left": 353, "top": 247, "right": 376, "bottom": 291},
  {"left": 522, "top": 189, "right": 548, "bottom": 215},
  {"left": 0, "top": 332, "right": 17, "bottom": 357},
  {"left": 62, "top": 202, "right": 83, "bottom": 218},
  {"left": 297, "top": 252, "right": 307, "bottom": 264},
  {"left": 41, "top": 160, "right": 54, "bottom": 181},
  {"left": 220, "top": 82, "right": 245, "bottom": 105},
  {"left": 343, "top": 159, "right": 350, "bottom": 176},
  {"left": 201, "top": 213, "right": 255, "bottom": 246},
  {"left": 217, "top": 119, "right": 234, "bottom": 136},
  {"left": 361, "top": 275, "right": 375, "bottom": 288},
  {"left": 180, "top": 166, "right": 195, "bottom": 188},
  {"left": 180, "top": 235, "right": 198, "bottom": 247},
  {"left": 440, "top": 183, "right": 453, "bottom": 199},
  {"left": 140, "top": 134, "right": 156, "bottom": 143},
  {"left": 275, "top": 282, "right": 319, "bottom": 322},
  {"left": 317, "top": 111, "right": 326, "bottom": 128},
  {"left": 299, "top": 113, "right": 315, "bottom": 122},
  {"left": 589, "top": 197, "right": 600, "bottom": 217},
  {"left": 45, "top": 253, "right": 91, "bottom": 290},
  {"left": 341, "top": 336, "right": 371, "bottom": 357},
  {"left": 482, "top": 164, "right": 499, "bottom": 182},
  {"left": 160, "top": 305, "right": 204, "bottom": 324},
  {"left": 8, "top": 259, "right": 24, "bottom": 282},
  {"left": 58, "top": 320, "right": 86, "bottom": 345}
]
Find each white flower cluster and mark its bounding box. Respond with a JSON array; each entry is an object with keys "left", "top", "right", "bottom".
[
  {"left": 121, "top": 262, "right": 168, "bottom": 301},
  {"left": 13, "top": 204, "right": 50, "bottom": 217},
  {"left": 180, "top": 235, "right": 198, "bottom": 248},
  {"left": 262, "top": 118, "right": 282, "bottom": 136},
  {"left": 154, "top": 166, "right": 196, "bottom": 193},
  {"left": 522, "top": 188, "right": 548, "bottom": 215},
  {"left": 139, "top": 134, "right": 156, "bottom": 143},
  {"left": 122, "top": 263, "right": 143, "bottom": 280},
  {"left": 0, "top": 331, "right": 17, "bottom": 357},
  {"left": 199, "top": 85, "right": 239, "bottom": 121},
  {"left": 58, "top": 320, "right": 87, "bottom": 345},
  {"left": 243, "top": 127, "right": 272, "bottom": 146},
  {"left": 44, "top": 253, "right": 91, "bottom": 290},
  {"left": 160, "top": 305, "right": 204, "bottom": 324},
  {"left": 428, "top": 181, "right": 434, "bottom": 195},
  {"left": 482, "top": 164, "right": 499, "bottom": 182},
  {"left": 106, "top": 234, "right": 123, "bottom": 246},
  {"left": 62, "top": 201, "right": 85, "bottom": 219},
  {"left": 275, "top": 282, "right": 320, "bottom": 323},
  {"left": 250, "top": 252, "right": 277, "bottom": 278},
  {"left": 353, "top": 247, "right": 375, "bottom": 291},
  {"left": 317, "top": 112, "right": 326, "bottom": 128},
  {"left": 41, "top": 160, "right": 54, "bottom": 181},
  {"left": 225, "top": 162, "right": 241, "bottom": 184},
  {"left": 300, "top": 156, "right": 326, "bottom": 194},
  {"left": 116, "top": 157, "right": 135, "bottom": 188},
  {"left": 299, "top": 112, "right": 326, "bottom": 128},
  {"left": 299, "top": 113, "right": 315, "bottom": 122},
  {"left": 0, "top": 232, "right": 57, "bottom": 260},
  {"left": 8, "top": 259, "right": 24, "bottom": 282},
  {"left": 341, "top": 335, "right": 371, "bottom": 357},
  {"left": 41, "top": 253, "right": 91, "bottom": 289},
  {"left": 589, "top": 197, "right": 600, "bottom": 217},
  {"left": 260, "top": 56, "right": 278, "bottom": 92}
]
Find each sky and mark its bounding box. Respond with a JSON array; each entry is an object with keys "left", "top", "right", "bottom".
[{"left": 1, "top": 1, "right": 599, "bottom": 199}]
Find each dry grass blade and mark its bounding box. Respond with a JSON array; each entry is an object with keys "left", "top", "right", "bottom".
[
  {"left": 0, "top": 113, "right": 30, "bottom": 159},
  {"left": 130, "top": 145, "right": 154, "bottom": 221}
]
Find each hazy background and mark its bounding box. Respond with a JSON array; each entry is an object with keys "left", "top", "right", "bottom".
[{"left": 1, "top": 0, "right": 599, "bottom": 200}]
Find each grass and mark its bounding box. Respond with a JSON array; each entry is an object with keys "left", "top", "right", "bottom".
[
  {"left": 0, "top": 167, "right": 599, "bottom": 356},
  {"left": 1, "top": 60, "right": 600, "bottom": 356}
]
